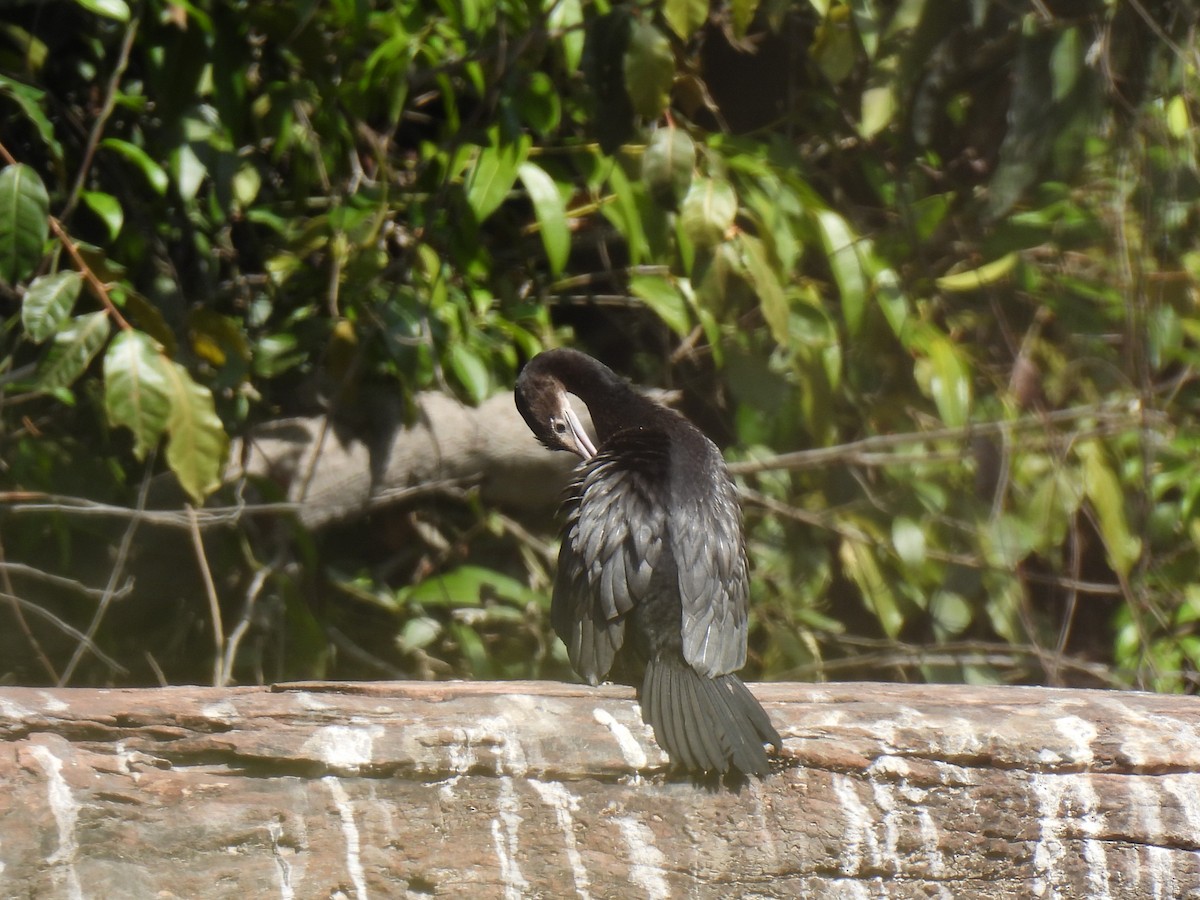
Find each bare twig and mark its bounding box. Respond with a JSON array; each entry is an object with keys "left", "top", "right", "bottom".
[
  {"left": 728, "top": 400, "right": 1165, "bottom": 475},
  {"left": 60, "top": 14, "right": 141, "bottom": 221},
  {"left": 187, "top": 505, "right": 225, "bottom": 687},
  {"left": 59, "top": 454, "right": 155, "bottom": 686},
  {"left": 1, "top": 592, "right": 127, "bottom": 674},
  {"left": 0, "top": 539, "right": 58, "bottom": 681}
]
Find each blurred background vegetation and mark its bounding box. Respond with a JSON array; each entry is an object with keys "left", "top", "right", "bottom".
[{"left": 0, "top": 0, "right": 1198, "bottom": 692}]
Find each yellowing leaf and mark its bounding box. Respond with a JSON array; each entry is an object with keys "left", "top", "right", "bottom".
[
  {"left": 1078, "top": 441, "right": 1141, "bottom": 578},
  {"left": 104, "top": 329, "right": 171, "bottom": 460},
  {"left": 936, "top": 252, "right": 1020, "bottom": 292},
  {"left": 162, "top": 362, "right": 229, "bottom": 504}
]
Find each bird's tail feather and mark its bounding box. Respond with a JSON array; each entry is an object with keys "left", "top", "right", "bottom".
[{"left": 641, "top": 656, "right": 781, "bottom": 777}]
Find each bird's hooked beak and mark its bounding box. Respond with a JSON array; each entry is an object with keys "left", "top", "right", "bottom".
[{"left": 561, "top": 401, "right": 597, "bottom": 459}]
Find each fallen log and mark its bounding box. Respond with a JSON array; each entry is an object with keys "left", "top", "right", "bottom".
[{"left": 1, "top": 681, "right": 1198, "bottom": 898}]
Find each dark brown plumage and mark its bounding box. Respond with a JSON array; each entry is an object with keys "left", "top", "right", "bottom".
[{"left": 515, "top": 348, "right": 780, "bottom": 777}]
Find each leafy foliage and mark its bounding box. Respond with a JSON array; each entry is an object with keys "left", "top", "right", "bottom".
[{"left": 0, "top": 0, "right": 1197, "bottom": 693}]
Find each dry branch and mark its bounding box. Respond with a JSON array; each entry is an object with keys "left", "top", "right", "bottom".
[{"left": 2, "top": 681, "right": 1198, "bottom": 898}]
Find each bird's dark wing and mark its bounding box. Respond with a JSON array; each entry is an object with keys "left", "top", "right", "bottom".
[
  {"left": 552, "top": 436, "right": 668, "bottom": 683},
  {"left": 669, "top": 452, "right": 749, "bottom": 678}
]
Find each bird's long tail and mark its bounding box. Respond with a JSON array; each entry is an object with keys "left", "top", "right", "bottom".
[{"left": 641, "top": 656, "right": 782, "bottom": 777}]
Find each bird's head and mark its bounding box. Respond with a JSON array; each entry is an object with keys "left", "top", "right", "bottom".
[{"left": 514, "top": 364, "right": 598, "bottom": 460}]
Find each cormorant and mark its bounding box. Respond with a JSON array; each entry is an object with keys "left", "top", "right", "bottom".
[{"left": 515, "top": 348, "right": 781, "bottom": 777}]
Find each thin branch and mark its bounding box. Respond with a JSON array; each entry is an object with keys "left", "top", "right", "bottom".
[
  {"left": 59, "top": 453, "right": 155, "bottom": 686},
  {"left": 728, "top": 401, "right": 1166, "bottom": 475},
  {"left": 59, "top": 14, "right": 141, "bottom": 221},
  {"left": 0, "top": 592, "right": 128, "bottom": 674},
  {"left": 187, "top": 505, "right": 225, "bottom": 687}
]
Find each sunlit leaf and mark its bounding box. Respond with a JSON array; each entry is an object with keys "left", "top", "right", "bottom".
[
  {"left": 100, "top": 138, "right": 168, "bottom": 195},
  {"left": 465, "top": 134, "right": 530, "bottom": 223},
  {"left": 36, "top": 311, "right": 111, "bottom": 392},
  {"left": 104, "top": 329, "right": 171, "bottom": 460},
  {"left": 1078, "top": 441, "right": 1142, "bottom": 578},
  {"left": 664, "top": 0, "right": 707, "bottom": 40},
  {"left": 739, "top": 233, "right": 789, "bottom": 348},
  {"left": 840, "top": 535, "right": 904, "bottom": 637},
  {"left": 81, "top": 190, "right": 123, "bottom": 242},
  {"left": 925, "top": 336, "right": 971, "bottom": 427},
  {"left": 517, "top": 161, "right": 569, "bottom": 275},
  {"left": 935, "top": 252, "right": 1019, "bottom": 292},
  {"left": 623, "top": 20, "right": 674, "bottom": 119},
  {"left": 0, "top": 163, "right": 49, "bottom": 286},
  {"left": 630, "top": 274, "right": 690, "bottom": 336},
  {"left": 447, "top": 343, "right": 490, "bottom": 404},
  {"left": 681, "top": 177, "right": 737, "bottom": 249},
  {"left": 814, "top": 209, "right": 866, "bottom": 335},
  {"left": 73, "top": 0, "right": 130, "bottom": 20},
  {"left": 22, "top": 270, "right": 82, "bottom": 343},
  {"left": 892, "top": 517, "right": 926, "bottom": 567},
  {"left": 162, "top": 361, "right": 229, "bottom": 504},
  {"left": 642, "top": 127, "right": 695, "bottom": 210},
  {"left": 547, "top": 0, "right": 585, "bottom": 71}
]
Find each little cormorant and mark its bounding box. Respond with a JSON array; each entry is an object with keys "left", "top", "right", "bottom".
[{"left": 515, "top": 348, "right": 781, "bottom": 777}]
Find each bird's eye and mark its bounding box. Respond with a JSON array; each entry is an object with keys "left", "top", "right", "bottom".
[{"left": 553, "top": 420, "right": 567, "bottom": 434}]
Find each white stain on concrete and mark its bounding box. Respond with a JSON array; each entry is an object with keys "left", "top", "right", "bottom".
[
  {"left": 916, "top": 809, "right": 945, "bottom": 878},
  {"left": 1071, "top": 775, "right": 1111, "bottom": 900},
  {"left": 492, "top": 776, "right": 529, "bottom": 900},
  {"left": 1131, "top": 777, "right": 1177, "bottom": 900},
  {"left": 324, "top": 777, "right": 368, "bottom": 899},
  {"left": 304, "top": 724, "right": 384, "bottom": 774},
  {"left": 1030, "top": 772, "right": 1068, "bottom": 900},
  {"left": 0, "top": 697, "right": 33, "bottom": 720},
  {"left": 200, "top": 700, "right": 240, "bottom": 721},
  {"left": 27, "top": 745, "right": 83, "bottom": 900},
  {"left": 1054, "top": 715, "right": 1098, "bottom": 765},
  {"left": 37, "top": 691, "right": 69, "bottom": 713},
  {"left": 267, "top": 820, "right": 296, "bottom": 900},
  {"left": 615, "top": 816, "right": 670, "bottom": 900},
  {"left": 293, "top": 691, "right": 332, "bottom": 711},
  {"left": 833, "top": 774, "right": 880, "bottom": 876},
  {"left": 592, "top": 708, "right": 648, "bottom": 770},
  {"left": 530, "top": 780, "right": 591, "bottom": 899}
]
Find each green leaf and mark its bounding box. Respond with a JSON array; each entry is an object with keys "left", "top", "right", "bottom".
[
  {"left": 738, "top": 233, "right": 789, "bottom": 347},
  {"left": 162, "top": 361, "right": 229, "bottom": 504},
  {"left": 0, "top": 163, "right": 50, "bottom": 286},
  {"left": 860, "top": 84, "right": 895, "bottom": 139},
  {"left": 402, "top": 565, "right": 545, "bottom": 609},
  {"left": 839, "top": 535, "right": 904, "bottom": 637},
  {"left": 73, "top": 0, "right": 131, "bottom": 21},
  {"left": 36, "top": 311, "right": 111, "bottom": 392},
  {"left": 814, "top": 209, "right": 867, "bottom": 335},
  {"left": 100, "top": 138, "right": 168, "bottom": 195},
  {"left": 925, "top": 336, "right": 971, "bottom": 427},
  {"left": 447, "top": 343, "right": 490, "bottom": 404},
  {"left": 81, "top": 190, "right": 123, "bottom": 242},
  {"left": 630, "top": 274, "right": 690, "bottom": 336},
  {"left": 465, "top": 134, "right": 530, "bottom": 223},
  {"left": 22, "top": 270, "right": 82, "bottom": 343},
  {"left": 730, "top": 0, "right": 761, "bottom": 38},
  {"left": 681, "top": 177, "right": 737, "bottom": 249},
  {"left": 935, "top": 252, "right": 1020, "bottom": 292},
  {"left": 642, "top": 127, "right": 695, "bottom": 210},
  {"left": 1078, "top": 441, "right": 1141, "bottom": 578},
  {"left": 517, "top": 161, "right": 569, "bottom": 275},
  {"left": 104, "top": 329, "right": 172, "bottom": 460},
  {"left": 0, "top": 78, "right": 62, "bottom": 163},
  {"left": 623, "top": 21, "right": 674, "bottom": 119},
  {"left": 663, "top": 0, "right": 708, "bottom": 40},
  {"left": 892, "top": 517, "right": 926, "bottom": 567},
  {"left": 547, "top": 0, "right": 585, "bottom": 71}
]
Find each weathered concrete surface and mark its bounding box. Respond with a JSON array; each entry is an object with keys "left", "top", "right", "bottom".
[{"left": 1, "top": 681, "right": 1198, "bottom": 898}]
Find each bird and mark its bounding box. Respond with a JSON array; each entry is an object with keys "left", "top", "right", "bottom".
[{"left": 515, "top": 348, "right": 781, "bottom": 777}]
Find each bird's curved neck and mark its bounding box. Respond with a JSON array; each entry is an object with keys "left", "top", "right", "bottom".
[{"left": 557, "top": 359, "right": 663, "bottom": 443}]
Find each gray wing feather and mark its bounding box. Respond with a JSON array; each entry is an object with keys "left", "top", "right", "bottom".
[
  {"left": 552, "top": 454, "right": 666, "bottom": 682},
  {"left": 671, "top": 460, "right": 749, "bottom": 678}
]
